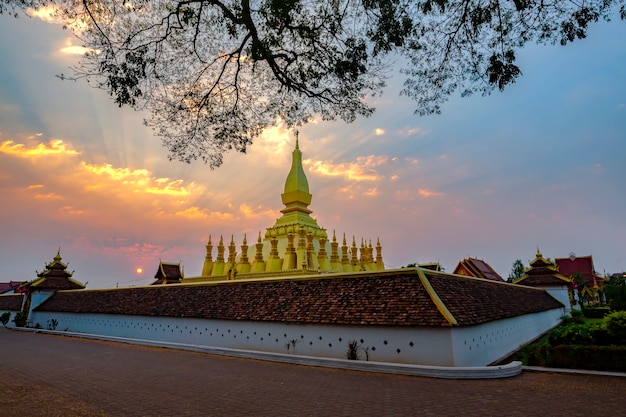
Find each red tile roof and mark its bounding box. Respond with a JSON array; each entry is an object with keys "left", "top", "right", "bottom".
[
  {"left": 427, "top": 274, "right": 563, "bottom": 324},
  {"left": 453, "top": 258, "right": 504, "bottom": 282},
  {"left": 35, "top": 269, "right": 563, "bottom": 327}
]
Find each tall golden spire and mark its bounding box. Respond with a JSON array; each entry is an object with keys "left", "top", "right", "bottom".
[
  {"left": 272, "top": 136, "right": 320, "bottom": 231},
  {"left": 281, "top": 136, "right": 312, "bottom": 216}
]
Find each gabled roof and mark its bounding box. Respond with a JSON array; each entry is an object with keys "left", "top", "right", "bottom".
[
  {"left": 554, "top": 255, "right": 602, "bottom": 286},
  {"left": 36, "top": 268, "right": 563, "bottom": 327},
  {"left": 152, "top": 262, "right": 184, "bottom": 285},
  {"left": 453, "top": 258, "right": 504, "bottom": 282},
  {"left": 515, "top": 250, "right": 571, "bottom": 287}
]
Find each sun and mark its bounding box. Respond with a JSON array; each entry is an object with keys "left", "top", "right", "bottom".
[{"left": 136, "top": 267, "right": 143, "bottom": 274}]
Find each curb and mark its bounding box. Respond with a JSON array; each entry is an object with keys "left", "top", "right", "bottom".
[{"left": 523, "top": 366, "right": 626, "bottom": 378}]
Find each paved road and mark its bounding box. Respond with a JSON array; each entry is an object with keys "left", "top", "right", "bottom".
[{"left": 1, "top": 329, "right": 625, "bottom": 417}]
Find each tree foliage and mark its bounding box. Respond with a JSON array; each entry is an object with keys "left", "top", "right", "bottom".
[
  {"left": 510, "top": 259, "right": 524, "bottom": 281},
  {"left": 1, "top": 0, "right": 623, "bottom": 166},
  {"left": 604, "top": 273, "right": 626, "bottom": 311}
]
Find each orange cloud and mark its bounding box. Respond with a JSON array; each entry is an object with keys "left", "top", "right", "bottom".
[
  {"left": 58, "top": 205, "right": 87, "bottom": 215},
  {"left": 239, "top": 203, "right": 279, "bottom": 219},
  {"left": 305, "top": 155, "right": 388, "bottom": 182},
  {"left": 365, "top": 188, "right": 379, "bottom": 197},
  {"left": 418, "top": 188, "right": 444, "bottom": 197},
  {"left": 175, "top": 207, "right": 208, "bottom": 220},
  {"left": 27, "top": 5, "right": 91, "bottom": 32},
  {"left": 33, "top": 191, "right": 62, "bottom": 200},
  {"left": 79, "top": 162, "right": 201, "bottom": 198},
  {"left": 0, "top": 139, "right": 80, "bottom": 157}
]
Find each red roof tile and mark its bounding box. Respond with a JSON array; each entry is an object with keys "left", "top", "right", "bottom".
[{"left": 453, "top": 258, "right": 504, "bottom": 282}]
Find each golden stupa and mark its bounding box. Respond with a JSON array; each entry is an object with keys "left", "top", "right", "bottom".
[{"left": 184, "top": 138, "right": 384, "bottom": 283}]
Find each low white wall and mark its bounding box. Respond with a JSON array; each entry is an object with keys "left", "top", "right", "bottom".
[
  {"left": 30, "top": 310, "right": 456, "bottom": 365},
  {"left": 544, "top": 286, "right": 572, "bottom": 315},
  {"left": 451, "top": 307, "right": 564, "bottom": 366},
  {"left": 29, "top": 306, "right": 564, "bottom": 366}
]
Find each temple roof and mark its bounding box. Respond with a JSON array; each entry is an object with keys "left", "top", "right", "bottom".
[
  {"left": 453, "top": 258, "right": 504, "bottom": 282},
  {"left": 24, "top": 251, "right": 85, "bottom": 291},
  {"left": 514, "top": 249, "right": 571, "bottom": 287},
  {"left": 152, "top": 262, "right": 184, "bottom": 285},
  {"left": 36, "top": 268, "right": 563, "bottom": 327},
  {"left": 554, "top": 255, "right": 602, "bottom": 286},
  {"left": 0, "top": 281, "right": 26, "bottom": 294}
]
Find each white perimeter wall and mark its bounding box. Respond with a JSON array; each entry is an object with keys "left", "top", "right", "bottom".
[
  {"left": 544, "top": 286, "right": 572, "bottom": 315},
  {"left": 450, "top": 307, "right": 564, "bottom": 366},
  {"left": 29, "top": 306, "right": 564, "bottom": 366}
]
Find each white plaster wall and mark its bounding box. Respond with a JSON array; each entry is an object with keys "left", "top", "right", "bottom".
[
  {"left": 30, "top": 307, "right": 562, "bottom": 366},
  {"left": 29, "top": 291, "right": 55, "bottom": 316},
  {"left": 450, "top": 307, "right": 564, "bottom": 366},
  {"left": 30, "top": 311, "right": 460, "bottom": 364},
  {"left": 544, "top": 286, "right": 571, "bottom": 315}
]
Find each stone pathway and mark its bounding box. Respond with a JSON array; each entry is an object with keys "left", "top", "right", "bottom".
[{"left": 1, "top": 329, "right": 625, "bottom": 416}]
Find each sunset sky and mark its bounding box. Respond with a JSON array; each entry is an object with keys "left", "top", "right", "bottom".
[{"left": 1, "top": 12, "right": 625, "bottom": 289}]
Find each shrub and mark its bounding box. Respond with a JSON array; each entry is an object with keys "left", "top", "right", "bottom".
[
  {"left": 544, "top": 345, "right": 626, "bottom": 371},
  {"left": 570, "top": 309, "right": 584, "bottom": 319},
  {"left": 602, "top": 311, "right": 626, "bottom": 345},
  {"left": 582, "top": 307, "right": 611, "bottom": 319},
  {"left": 346, "top": 340, "right": 361, "bottom": 360},
  {"left": 0, "top": 312, "right": 10, "bottom": 326},
  {"left": 12, "top": 311, "right": 27, "bottom": 327},
  {"left": 560, "top": 312, "right": 585, "bottom": 325},
  {"left": 47, "top": 318, "right": 58, "bottom": 330},
  {"left": 548, "top": 323, "right": 595, "bottom": 346}
]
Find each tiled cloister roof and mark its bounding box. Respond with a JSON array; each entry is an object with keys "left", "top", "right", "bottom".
[
  {"left": 428, "top": 274, "right": 563, "bottom": 325},
  {"left": 35, "top": 269, "right": 563, "bottom": 327},
  {"left": 0, "top": 294, "right": 24, "bottom": 311}
]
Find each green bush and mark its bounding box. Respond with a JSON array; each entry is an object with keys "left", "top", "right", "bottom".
[
  {"left": 548, "top": 322, "right": 596, "bottom": 346},
  {"left": 12, "top": 311, "right": 27, "bottom": 327},
  {"left": 582, "top": 307, "right": 611, "bottom": 319},
  {"left": 602, "top": 311, "right": 626, "bottom": 344},
  {"left": 0, "top": 311, "right": 10, "bottom": 326},
  {"left": 543, "top": 345, "right": 626, "bottom": 371},
  {"left": 570, "top": 309, "right": 584, "bottom": 319},
  {"left": 560, "top": 313, "right": 584, "bottom": 325}
]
